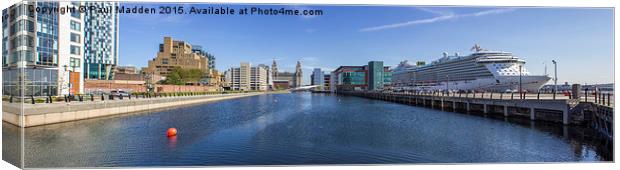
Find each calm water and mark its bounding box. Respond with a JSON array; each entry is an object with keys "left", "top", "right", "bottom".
[{"left": 2, "top": 93, "right": 612, "bottom": 167}]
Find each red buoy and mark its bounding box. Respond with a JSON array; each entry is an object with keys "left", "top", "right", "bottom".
[{"left": 167, "top": 128, "right": 177, "bottom": 137}]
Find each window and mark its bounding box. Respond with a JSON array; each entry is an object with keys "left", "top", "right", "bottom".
[
  {"left": 162, "top": 58, "right": 169, "bottom": 64},
  {"left": 70, "top": 45, "right": 80, "bottom": 55},
  {"left": 70, "top": 33, "right": 80, "bottom": 43},
  {"left": 70, "top": 21, "right": 80, "bottom": 31},
  {"left": 70, "top": 57, "right": 80, "bottom": 68},
  {"left": 71, "top": 12, "right": 80, "bottom": 19}
]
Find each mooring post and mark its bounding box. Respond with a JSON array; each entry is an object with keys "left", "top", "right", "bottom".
[
  {"left": 562, "top": 105, "right": 569, "bottom": 125},
  {"left": 452, "top": 101, "right": 456, "bottom": 112},
  {"left": 466, "top": 102, "right": 470, "bottom": 113}
]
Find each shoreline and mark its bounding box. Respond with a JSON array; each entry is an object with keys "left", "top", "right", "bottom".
[{"left": 2, "top": 91, "right": 289, "bottom": 128}]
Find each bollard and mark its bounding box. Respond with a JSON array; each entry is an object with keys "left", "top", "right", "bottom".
[
  {"left": 119, "top": 94, "right": 123, "bottom": 100},
  {"left": 109, "top": 94, "right": 114, "bottom": 100},
  {"left": 511, "top": 92, "right": 514, "bottom": 100},
  {"left": 537, "top": 92, "right": 540, "bottom": 100},
  {"left": 79, "top": 95, "right": 83, "bottom": 102},
  {"left": 64, "top": 95, "right": 68, "bottom": 102},
  {"left": 31, "top": 95, "right": 35, "bottom": 104},
  {"left": 45, "top": 97, "right": 50, "bottom": 103},
  {"left": 500, "top": 93, "right": 503, "bottom": 100},
  {"left": 490, "top": 92, "right": 493, "bottom": 99},
  {"left": 49, "top": 95, "right": 53, "bottom": 103},
  {"left": 9, "top": 95, "right": 13, "bottom": 103},
  {"left": 101, "top": 94, "right": 105, "bottom": 101},
  {"left": 129, "top": 94, "right": 132, "bottom": 99}
]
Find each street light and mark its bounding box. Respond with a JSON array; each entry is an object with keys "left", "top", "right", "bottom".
[{"left": 552, "top": 60, "right": 557, "bottom": 100}]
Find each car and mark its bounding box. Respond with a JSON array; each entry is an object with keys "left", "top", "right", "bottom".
[{"left": 110, "top": 90, "right": 130, "bottom": 97}]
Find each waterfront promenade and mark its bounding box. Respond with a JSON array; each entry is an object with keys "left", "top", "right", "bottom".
[{"left": 2, "top": 91, "right": 285, "bottom": 127}]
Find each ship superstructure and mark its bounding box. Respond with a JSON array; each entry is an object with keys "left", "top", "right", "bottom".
[{"left": 392, "top": 45, "right": 551, "bottom": 92}]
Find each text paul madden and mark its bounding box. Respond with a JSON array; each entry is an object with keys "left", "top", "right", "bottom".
[{"left": 28, "top": 4, "right": 324, "bottom": 16}]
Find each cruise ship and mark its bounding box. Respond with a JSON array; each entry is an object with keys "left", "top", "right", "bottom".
[{"left": 392, "top": 45, "right": 551, "bottom": 92}]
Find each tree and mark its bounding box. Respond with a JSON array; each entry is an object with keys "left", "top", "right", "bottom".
[{"left": 161, "top": 67, "right": 206, "bottom": 85}]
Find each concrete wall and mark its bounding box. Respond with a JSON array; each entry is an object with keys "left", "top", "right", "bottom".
[{"left": 3, "top": 93, "right": 263, "bottom": 127}]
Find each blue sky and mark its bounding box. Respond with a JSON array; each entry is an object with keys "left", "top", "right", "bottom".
[{"left": 119, "top": 4, "right": 613, "bottom": 85}]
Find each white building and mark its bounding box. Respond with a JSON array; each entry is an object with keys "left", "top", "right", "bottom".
[{"left": 225, "top": 62, "right": 269, "bottom": 91}]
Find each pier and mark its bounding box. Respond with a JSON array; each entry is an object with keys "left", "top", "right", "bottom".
[{"left": 338, "top": 91, "right": 613, "bottom": 141}]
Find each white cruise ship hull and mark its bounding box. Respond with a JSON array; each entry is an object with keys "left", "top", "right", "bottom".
[{"left": 421, "top": 75, "right": 551, "bottom": 92}]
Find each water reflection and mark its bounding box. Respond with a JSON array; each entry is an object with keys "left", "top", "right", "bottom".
[{"left": 1, "top": 93, "right": 612, "bottom": 167}]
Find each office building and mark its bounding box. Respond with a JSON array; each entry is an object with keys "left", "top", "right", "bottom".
[
  {"left": 311, "top": 68, "right": 324, "bottom": 90},
  {"left": 331, "top": 61, "right": 392, "bottom": 92},
  {"left": 368, "top": 61, "right": 384, "bottom": 91}
]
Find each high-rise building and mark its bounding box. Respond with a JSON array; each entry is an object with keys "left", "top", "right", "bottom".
[
  {"left": 2, "top": 1, "right": 89, "bottom": 96},
  {"left": 225, "top": 62, "right": 268, "bottom": 91},
  {"left": 311, "top": 68, "right": 324, "bottom": 90},
  {"left": 292, "top": 61, "right": 302, "bottom": 87},
  {"left": 144, "top": 37, "right": 210, "bottom": 79},
  {"left": 83, "top": 2, "right": 118, "bottom": 80},
  {"left": 368, "top": 61, "right": 384, "bottom": 91}
]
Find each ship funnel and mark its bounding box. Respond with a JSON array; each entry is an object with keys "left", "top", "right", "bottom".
[{"left": 442, "top": 52, "right": 448, "bottom": 58}]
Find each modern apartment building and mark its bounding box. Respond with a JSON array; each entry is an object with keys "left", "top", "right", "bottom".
[
  {"left": 144, "top": 37, "right": 210, "bottom": 78},
  {"left": 225, "top": 62, "right": 269, "bottom": 91},
  {"left": 83, "top": 2, "right": 119, "bottom": 81},
  {"left": 2, "top": 1, "right": 87, "bottom": 96},
  {"left": 191, "top": 45, "right": 215, "bottom": 70}
]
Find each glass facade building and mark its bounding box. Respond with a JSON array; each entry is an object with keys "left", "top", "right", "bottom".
[
  {"left": 368, "top": 61, "right": 384, "bottom": 90},
  {"left": 2, "top": 2, "right": 61, "bottom": 96}
]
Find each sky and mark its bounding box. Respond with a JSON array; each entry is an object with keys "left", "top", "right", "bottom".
[{"left": 119, "top": 4, "right": 614, "bottom": 85}]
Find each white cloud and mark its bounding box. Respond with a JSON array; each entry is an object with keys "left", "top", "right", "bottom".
[{"left": 359, "top": 8, "right": 516, "bottom": 32}]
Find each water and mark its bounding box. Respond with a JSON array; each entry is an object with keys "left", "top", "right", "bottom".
[{"left": 2, "top": 93, "right": 612, "bottom": 167}]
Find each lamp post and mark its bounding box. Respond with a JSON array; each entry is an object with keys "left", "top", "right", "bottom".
[
  {"left": 552, "top": 60, "right": 557, "bottom": 100},
  {"left": 519, "top": 65, "right": 522, "bottom": 99}
]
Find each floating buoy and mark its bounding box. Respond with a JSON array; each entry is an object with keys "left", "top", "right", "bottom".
[{"left": 167, "top": 128, "right": 177, "bottom": 137}]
